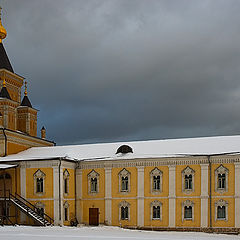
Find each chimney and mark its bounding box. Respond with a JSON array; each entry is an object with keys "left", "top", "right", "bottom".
[{"left": 41, "top": 126, "right": 46, "bottom": 139}]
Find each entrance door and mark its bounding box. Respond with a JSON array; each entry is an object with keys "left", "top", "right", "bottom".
[{"left": 89, "top": 208, "right": 99, "bottom": 226}]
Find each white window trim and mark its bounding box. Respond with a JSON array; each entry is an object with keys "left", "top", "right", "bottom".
[
  {"left": 63, "top": 201, "right": 69, "bottom": 221},
  {"left": 150, "top": 200, "right": 162, "bottom": 220},
  {"left": 182, "top": 166, "right": 195, "bottom": 194},
  {"left": 215, "top": 199, "right": 228, "bottom": 221},
  {"left": 119, "top": 200, "right": 130, "bottom": 221},
  {"left": 87, "top": 169, "right": 100, "bottom": 195},
  {"left": 150, "top": 168, "right": 163, "bottom": 194},
  {"left": 119, "top": 168, "right": 130, "bottom": 193},
  {"left": 33, "top": 169, "right": 46, "bottom": 196},
  {"left": 215, "top": 165, "right": 229, "bottom": 194},
  {"left": 63, "top": 169, "right": 70, "bottom": 196},
  {"left": 182, "top": 200, "right": 194, "bottom": 222}
]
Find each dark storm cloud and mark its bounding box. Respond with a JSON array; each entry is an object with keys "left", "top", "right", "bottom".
[{"left": 1, "top": 0, "right": 240, "bottom": 144}]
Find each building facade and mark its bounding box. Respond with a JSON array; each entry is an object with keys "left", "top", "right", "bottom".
[{"left": 0, "top": 8, "right": 240, "bottom": 233}]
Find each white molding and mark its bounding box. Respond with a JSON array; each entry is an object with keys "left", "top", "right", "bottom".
[
  {"left": 200, "top": 164, "right": 208, "bottom": 227},
  {"left": 119, "top": 201, "right": 130, "bottom": 221},
  {"left": 105, "top": 167, "right": 112, "bottom": 225},
  {"left": 150, "top": 167, "right": 163, "bottom": 194},
  {"left": 182, "top": 166, "right": 195, "bottom": 194},
  {"left": 215, "top": 199, "right": 228, "bottom": 221},
  {"left": 150, "top": 200, "right": 162, "bottom": 220},
  {"left": 76, "top": 169, "right": 82, "bottom": 223},
  {"left": 87, "top": 169, "right": 100, "bottom": 194},
  {"left": 235, "top": 163, "right": 240, "bottom": 227},
  {"left": 182, "top": 200, "right": 194, "bottom": 222},
  {"left": 137, "top": 166, "right": 144, "bottom": 227},
  {"left": 119, "top": 168, "right": 130, "bottom": 193},
  {"left": 215, "top": 165, "right": 229, "bottom": 194},
  {"left": 20, "top": 163, "right": 26, "bottom": 223},
  {"left": 168, "top": 165, "right": 176, "bottom": 227}
]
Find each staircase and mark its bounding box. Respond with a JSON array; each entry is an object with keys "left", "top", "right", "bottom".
[{"left": 9, "top": 193, "right": 53, "bottom": 226}]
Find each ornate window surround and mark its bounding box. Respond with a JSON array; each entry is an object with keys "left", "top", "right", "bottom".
[
  {"left": 215, "top": 199, "right": 228, "bottom": 221},
  {"left": 35, "top": 201, "right": 45, "bottom": 217},
  {"left": 33, "top": 169, "right": 46, "bottom": 196},
  {"left": 150, "top": 200, "right": 162, "bottom": 220},
  {"left": 215, "top": 165, "right": 229, "bottom": 194},
  {"left": 182, "top": 200, "right": 194, "bottom": 221},
  {"left": 87, "top": 169, "right": 100, "bottom": 195},
  {"left": 119, "top": 200, "right": 130, "bottom": 221},
  {"left": 63, "top": 201, "right": 69, "bottom": 221},
  {"left": 63, "top": 169, "right": 70, "bottom": 196},
  {"left": 182, "top": 166, "right": 195, "bottom": 194},
  {"left": 119, "top": 168, "right": 131, "bottom": 193},
  {"left": 150, "top": 167, "right": 163, "bottom": 194}
]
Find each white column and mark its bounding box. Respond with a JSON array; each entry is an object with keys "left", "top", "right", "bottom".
[
  {"left": 105, "top": 167, "right": 112, "bottom": 225},
  {"left": 53, "top": 164, "right": 63, "bottom": 226},
  {"left": 76, "top": 168, "right": 83, "bottom": 224},
  {"left": 137, "top": 166, "right": 144, "bottom": 227},
  {"left": 20, "top": 162, "right": 26, "bottom": 223},
  {"left": 168, "top": 165, "right": 176, "bottom": 227},
  {"left": 234, "top": 163, "right": 240, "bottom": 228},
  {"left": 200, "top": 164, "right": 209, "bottom": 227}
]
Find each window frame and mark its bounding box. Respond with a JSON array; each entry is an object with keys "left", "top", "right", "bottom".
[
  {"left": 150, "top": 168, "right": 163, "bottom": 194},
  {"left": 63, "top": 169, "right": 70, "bottom": 195},
  {"left": 150, "top": 200, "right": 162, "bottom": 220},
  {"left": 33, "top": 169, "right": 46, "bottom": 196},
  {"left": 63, "top": 201, "right": 69, "bottom": 222},
  {"left": 215, "top": 165, "right": 229, "bottom": 194},
  {"left": 119, "top": 201, "right": 130, "bottom": 221},
  {"left": 182, "top": 200, "right": 194, "bottom": 221},
  {"left": 119, "top": 168, "right": 131, "bottom": 193},
  {"left": 87, "top": 170, "right": 100, "bottom": 195},
  {"left": 215, "top": 199, "right": 228, "bottom": 221},
  {"left": 182, "top": 166, "right": 195, "bottom": 194}
]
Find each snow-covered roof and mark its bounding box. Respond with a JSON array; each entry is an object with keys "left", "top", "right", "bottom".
[
  {"left": 0, "top": 164, "right": 17, "bottom": 169},
  {"left": 0, "top": 135, "right": 240, "bottom": 162}
]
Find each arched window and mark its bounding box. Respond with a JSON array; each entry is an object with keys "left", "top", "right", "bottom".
[
  {"left": 150, "top": 168, "right": 163, "bottom": 193},
  {"left": 182, "top": 166, "right": 195, "bottom": 194},
  {"left": 150, "top": 200, "right": 162, "bottom": 220},
  {"left": 119, "top": 201, "right": 130, "bottom": 220},
  {"left": 63, "top": 169, "right": 70, "bottom": 195},
  {"left": 215, "top": 165, "right": 228, "bottom": 193},
  {"left": 182, "top": 200, "right": 194, "bottom": 221},
  {"left": 63, "top": 201, "right": 69, "bottom": 221},
  {"left": 119, "top": 168, "right": 130, "bottom": 193},
  {"left": 34, "top": 169, "right": 45, "bottom": 196},
  {"left": 215, "top": 199, "right": 228, "bottom": 221},
  {"left": 87, "top": 170, "right": 99, "bottom": 194},
  {"left": 116, "top": 145, "right": 133, "bottom": 154}
]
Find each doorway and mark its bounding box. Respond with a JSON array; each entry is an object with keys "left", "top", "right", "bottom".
[{"left": 89, "top": 208, "right": 99, "bottom": 226}]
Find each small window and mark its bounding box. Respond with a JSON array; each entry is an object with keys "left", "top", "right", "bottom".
[
  {"left": 63, "top": 169, "right": 70, "bottom": 195},
  {"left": 36, "top": 178, "right": 43, "bottom": 193},
  {"left": 153, "top": 176, "right": 160, "bottom": 190},
  {"left": 91, "top": 178, "right": 97, "bottom": 192},
  {"left": 185, "top": 174, "right": 192, "bottom": 190},
  {"left": 64, "top": 178, "right": 68, "bottom": 194},
  {"left": 218, "top": 173, "right": 225, "bottom": 189},
  {"left": 64, "top": 207, "right": 68, "bottom": 221},
  {"left": 121, "top": 176, "right": 128, "bottom": 191},
  {"left": 153, "top": 206, "right": 160, "bottom": 219},
  {"left": 184, "top": 206, "right": 192, "bottom": 219},
  {"left": 116, "top": 145, "right": 133, "bottom": 154},
  {"left": 37, "top": 207, "right": 44, "bottom": 217},
  {"left": 217, "top": 206, "right": 226, "bottom": 219},
  {"left": 121, "top": 206, "right": 128, "bottom": 220}
]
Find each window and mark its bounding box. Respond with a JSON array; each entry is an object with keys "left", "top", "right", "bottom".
[
  {"left": 182, "top": 200, "right": 194, "bottom": 221},
  {"left": 215, "top": 199, "right": 228, "bottom": 221},
  {"left": 63, "top": 169, "right": 70, "bottom": 195},
  {"left": 151, "top": 200, "right": 162, "bottom": 220},
  {"left": 34, "top": 169, "right": 45, "bottom": 196},
  {"left": 215, "top": 165, "right": 228, "bottom": 193},
  {"left": 119, "top": 168, "right": 130, "bottom": 193},
  {"left": 63, "top": 201, "right": 69, "bottom": 221},
  {"left": 182, "top": 166, "right": 195, "bottom": 194},
  {"left": 150, "top": 168, "right": 163, "bottom": 193},
  {"left": 87, "top": 170, "right": 99, "bottom": 194},
  {"left": 36, "top": 178, "right": 43, "bottom": 193},
  {"left": 116, "top": 145, "right": 133, "bottom": 154},
  {"left": 119, "top": 201, "right": 130, "bottom": 221}
]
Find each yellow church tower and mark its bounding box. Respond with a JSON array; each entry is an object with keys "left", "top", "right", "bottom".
[{"left": 0, "top": 7, "right": 54, "bottom": 156}]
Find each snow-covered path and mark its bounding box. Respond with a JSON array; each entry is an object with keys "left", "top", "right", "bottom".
[{"left": 0, "top": 226, "right": 240, "bottom": 240}]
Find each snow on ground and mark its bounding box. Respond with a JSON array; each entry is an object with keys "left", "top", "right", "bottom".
[{"left": 0, "top": 226, "right": 240, "bottom": 240}]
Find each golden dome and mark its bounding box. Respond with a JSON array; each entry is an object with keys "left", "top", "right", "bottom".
[{"left": 0, "top": 7, "right": 7, "bottom": 43}]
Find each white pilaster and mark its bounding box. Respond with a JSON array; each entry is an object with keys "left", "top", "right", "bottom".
[
  {"left": 137, "top": 166, "right": 144, "bottom": 227},
  {"left": 235, "top": 163, "right": 240, "bottom": 228},
  {"left": 168, "top": 165, "right": 175, "bottom": 227},
  {"left": 20, "top": 162, "right": 26, "bottom": 223},
  {"left": 105, "top": 167, "right": 112, "bottom": 225},
  {"left": 53, "top": 164, "right": 63, "bottom": 226},
  {"left": 76, "top": 168, "right": 83, "bottom": 224},
  {"left": 200, "top": 164, "right": 208, "bottom": 228}
]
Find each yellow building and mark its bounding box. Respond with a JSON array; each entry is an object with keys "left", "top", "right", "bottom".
[{"left": 0, "top": 7, "right": 240, "bottom": 234}]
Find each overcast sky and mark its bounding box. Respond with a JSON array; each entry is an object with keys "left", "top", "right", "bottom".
[{"left": 1, "top": 0, "right": 240, "bottom": 145}]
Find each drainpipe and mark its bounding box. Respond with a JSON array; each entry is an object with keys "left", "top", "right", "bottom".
[
  {"left": 2, "top": 128, "right": 7, "bottom": 156},
  {"left": 208, "top": 155, "right": 212, "bottom": 229},
  {"left": 59, "top": 158, "right": 62, "bottom": 224},
  {"left": 74, "top": 164, "right": 77, "bottom": 221}
]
